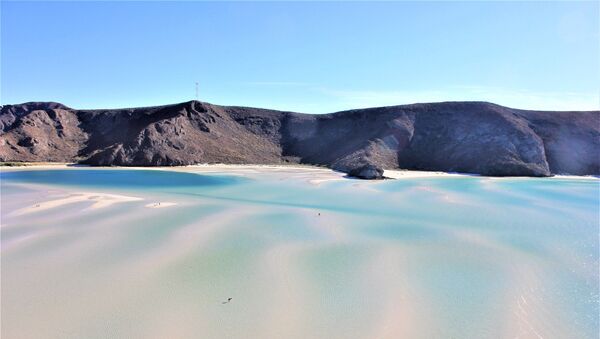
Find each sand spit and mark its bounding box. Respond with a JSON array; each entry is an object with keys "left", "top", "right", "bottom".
[
  {"left": 10, "top": 192, "right": 142, "bottom": 216},
  {"left": 383, "top": 169, "right": 470, "bottom": 179},
  {"left": 174, "top": 164, "right": 349, "bottom": 185},
  {"left": 145, "top": 202, "right": 178, "bottom": 209}
]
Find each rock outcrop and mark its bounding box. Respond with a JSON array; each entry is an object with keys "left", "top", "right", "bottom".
[{"left": 1, "top": 100, "right": 598, "bottom": 179}]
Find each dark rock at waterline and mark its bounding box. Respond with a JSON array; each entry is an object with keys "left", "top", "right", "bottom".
[
  {"left": 346, "top": 164, "right": 385, "bottom": 179},
  {"left": 1, "top": 100, "right": 598, "bottom": 178}
]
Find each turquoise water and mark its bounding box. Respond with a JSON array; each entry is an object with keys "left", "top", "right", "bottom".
[
  {"left": 0, "top": 168, "right": 245, "bottom": 189},
  {"left": 1, "top": 168, "right": 598, "bottom": 338}
]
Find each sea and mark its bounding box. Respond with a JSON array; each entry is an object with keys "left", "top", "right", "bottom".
[{"left": 1, "top": 168, "right": 598, "bottom": 338}]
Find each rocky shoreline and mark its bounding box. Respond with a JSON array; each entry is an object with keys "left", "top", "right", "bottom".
[{"left": 1, "top": 100, "right": 598, "bottom": 179}]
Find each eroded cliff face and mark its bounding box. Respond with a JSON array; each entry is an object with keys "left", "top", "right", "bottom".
[
  {"left": 515, "top": 109, "right": 600, "bottom": 175},
  {"left": 76, "top": 102, "right": 284, "bottom": 166},
  {"left": 1, "top": 100, "right": 598, "bottom": 179},
  {"left": 396, "top": 103, "right": 551, "bottom": 176},
  {"left": 0, "top": 103, "right": 87, "bottom": 162}
]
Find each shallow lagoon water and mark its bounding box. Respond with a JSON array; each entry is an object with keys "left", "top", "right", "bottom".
[{"left": 1, "top": 168, "right": 598, "bottom": 338}]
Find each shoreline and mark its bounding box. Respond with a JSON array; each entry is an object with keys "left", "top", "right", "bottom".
[{"left": 1, "top": 162, "right": 598, "bottom": 181}]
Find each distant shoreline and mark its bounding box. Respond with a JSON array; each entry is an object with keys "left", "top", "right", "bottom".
[
  {"left": 3, "top": 101, "right": 598, "bottom": 179},
  {"left": 1, "top": 162, "right": 597, "bottom": 181}
]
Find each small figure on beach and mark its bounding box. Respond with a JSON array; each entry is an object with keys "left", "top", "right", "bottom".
[
  {"left": 318, "top": 212, "right": 321, "bottom": 216},
  {"left": 222, "top": 297, "right": 232, "bottom": 304}
]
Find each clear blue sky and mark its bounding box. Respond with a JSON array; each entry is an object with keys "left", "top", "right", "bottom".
[{"left": 2, "top": 1, "right": 598, "bottom": 112}]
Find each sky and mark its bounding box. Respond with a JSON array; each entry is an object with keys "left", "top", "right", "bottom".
[{"left": 1, "top": 1, "right": 599, "bottom": 113}]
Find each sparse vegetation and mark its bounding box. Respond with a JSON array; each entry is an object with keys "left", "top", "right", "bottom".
[{"left": 0, "top": 161, "right": 30, "bottom": 167}]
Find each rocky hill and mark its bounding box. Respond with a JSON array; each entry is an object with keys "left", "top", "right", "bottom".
[{"left": 1, "top": 100, "right": 598, "bottom": 179}]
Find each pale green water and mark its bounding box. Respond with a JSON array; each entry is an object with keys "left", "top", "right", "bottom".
[{"left": 1, "top": 168, "right": 598, "bottom": 338}]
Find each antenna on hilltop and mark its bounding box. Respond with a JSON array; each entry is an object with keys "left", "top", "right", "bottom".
[{"left": 195, "top": 82, "right": 199, "bottom": 101}]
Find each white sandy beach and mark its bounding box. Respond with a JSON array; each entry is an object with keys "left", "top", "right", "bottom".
[{"left": 2, "top": 162, "right": 597, "bottom": 182}]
